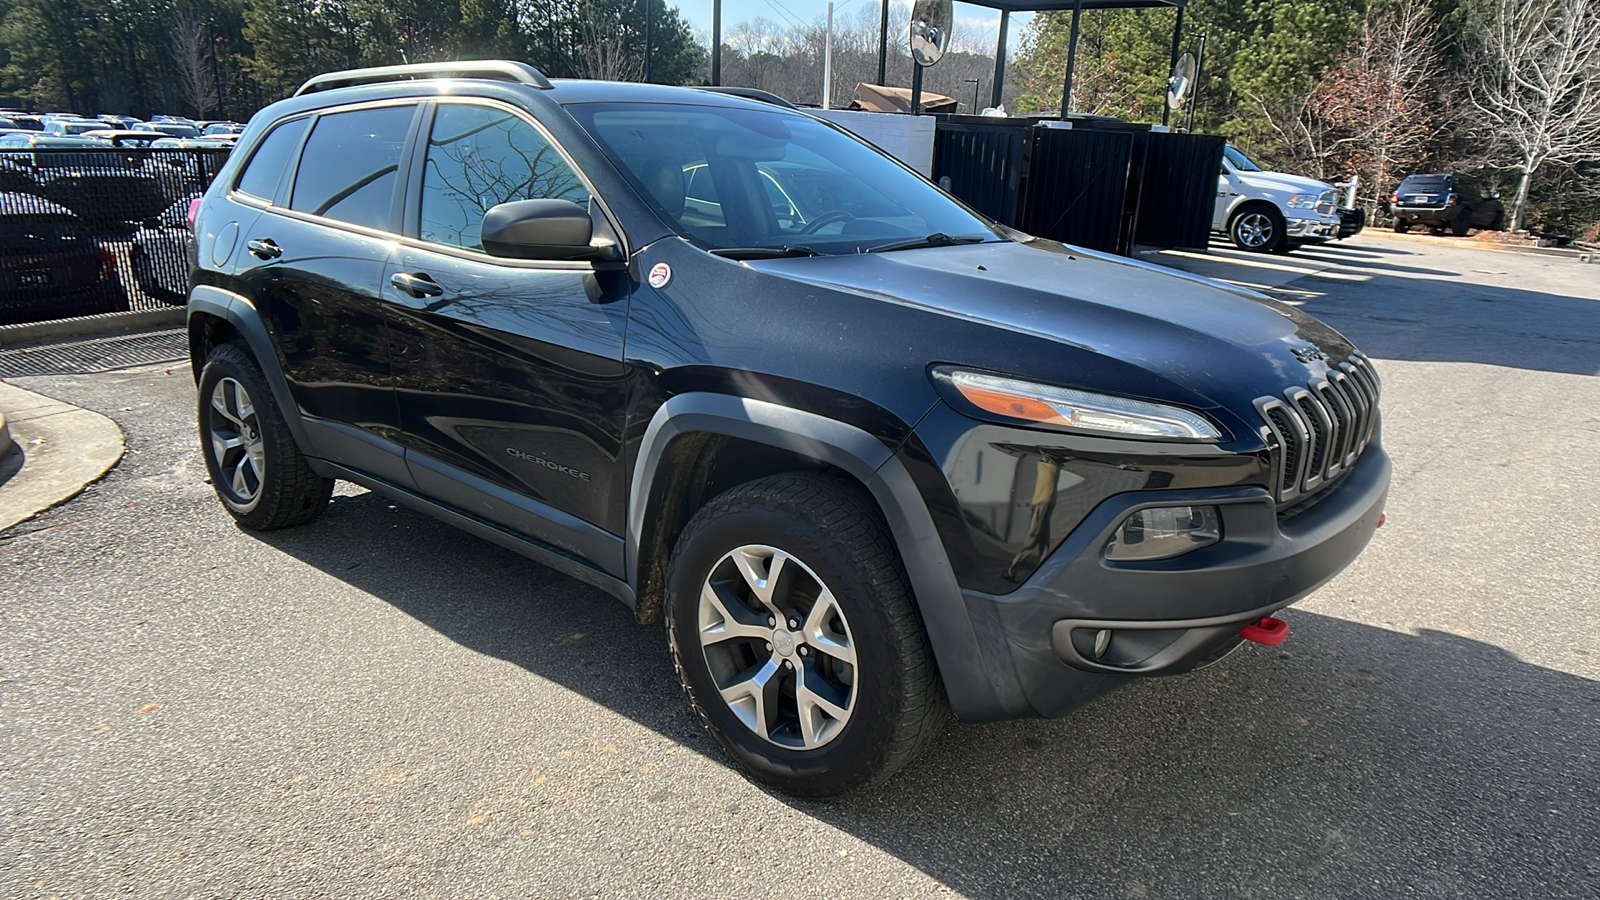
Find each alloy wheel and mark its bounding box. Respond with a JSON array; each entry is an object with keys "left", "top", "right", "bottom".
[
  {"left": 698, "top": 545, "right": 858, "bottom": 750},
  {"left": 1235, "top": 212, "right": 1275, "bottom": 249},
  {"left": 207, "top": 376, "right": 266, "bottom": 508}
]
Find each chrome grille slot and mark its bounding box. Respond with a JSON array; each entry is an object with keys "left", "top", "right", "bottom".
[{"left": 1255, "top": 354, "right": 1382, "bottom": 506}]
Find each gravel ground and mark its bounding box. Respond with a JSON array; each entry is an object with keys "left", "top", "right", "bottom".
[{"left": 2, "top": 234, "right": 1597, "bottom": 898}]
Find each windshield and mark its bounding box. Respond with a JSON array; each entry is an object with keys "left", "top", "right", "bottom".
[
  {"left": 568, "top": 102, "right": 1000, "bottom": 255},
  {"left": 54, "top": 121, "right": 100, "bottom": 135},
  {"left": 1223, "top": 146, "right": 1261, "bottom": 172}
]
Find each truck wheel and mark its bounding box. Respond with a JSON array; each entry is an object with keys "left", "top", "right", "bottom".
[
  {"left": 197, "top": 342, "right": 333, "bottom": 530},
  {"left": 665, "top": 473, "right": 948, "bottom": 797},
  {"left": 1229, "top": 205, "right": 1284, "bottom": 252},
  {"left": 1451, "top": 210, "right": 1471, "bottom": 236},
  {"left": 1489, "top": 211, "right": 1505, "bottom": 231},
  {"left": 1394, "top": 219, "right": 1410, "bottom": 233}
]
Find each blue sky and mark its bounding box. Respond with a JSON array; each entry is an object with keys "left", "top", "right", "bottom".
[{"left": 672, "top": 0, "right": 1034, "bottom": 54}]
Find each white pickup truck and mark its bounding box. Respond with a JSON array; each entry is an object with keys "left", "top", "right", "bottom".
[{"left": 1213, "top": 146, "right": 1342, "bottom": 254}]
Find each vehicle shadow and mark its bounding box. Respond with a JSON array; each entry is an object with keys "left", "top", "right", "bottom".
[
  {"left": 258, "top": 492, "right": 1600, "bottom": 899},
  {"left": 1169, "top": 243, "right": 1600, "bottom": 375}
]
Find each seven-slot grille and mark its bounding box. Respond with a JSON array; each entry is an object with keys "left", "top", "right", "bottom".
[
  {"left": 1254, "top": 354, "right": 1381, "bottom": 506},
  {"left": 1315, "top": 189, "right": 1338, "bottom": 217}
]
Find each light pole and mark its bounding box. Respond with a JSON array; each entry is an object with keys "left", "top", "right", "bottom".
[{"left": 964, "top": 78, "right": 980, "bottom": 113}]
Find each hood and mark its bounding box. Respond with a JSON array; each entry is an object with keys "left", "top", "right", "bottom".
[
  {"left": 751, "top": 239, "right": 1357, "bottom": 416},
  {"left": 1234, "top": 169, "right": 1335, "bottom": 198}
]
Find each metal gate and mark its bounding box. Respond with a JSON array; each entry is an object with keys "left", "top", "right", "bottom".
[
  {"left": 932, "top": 120, "right": 1219, "bottom": 255},
  {"left": 1, "top": 147, "right": 230, "bottom": 326}
]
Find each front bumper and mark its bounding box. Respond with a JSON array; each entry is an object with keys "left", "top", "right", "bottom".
[
  {"left": 1286, "top": 211, "right": 1341, "bottom": 240},
  {"left": 957, "top": 443, "right": 1390, "bottom": 719}
]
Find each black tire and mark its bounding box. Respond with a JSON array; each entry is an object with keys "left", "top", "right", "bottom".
[
  {"left": 666, "top": 473, "right": 947, "bottom": 797},
  {"left": 1451, "top": 209, "right": 1471, "bottom": 236},
  {"left": 197, "top": 342, "right": 333, "bottom": 530},
  {"left": 1228, "top": 205, "right": 1285, "bottom": 252},
  {"left": 1489, "top": 210, "right": 1505, "bottom": 231},
  {"left": 1393, "top": 219, "right": 1410, "bottom": 234}
]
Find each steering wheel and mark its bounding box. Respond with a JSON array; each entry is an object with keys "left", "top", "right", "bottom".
[{"left": 797, "top": 210, "right": 855, "bottom": 234}]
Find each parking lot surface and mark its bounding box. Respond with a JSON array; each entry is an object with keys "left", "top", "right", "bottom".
[{"left": 3, "top": 234, "right": 1598, "bottom": 898}]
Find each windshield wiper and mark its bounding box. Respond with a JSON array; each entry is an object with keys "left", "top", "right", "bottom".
[
  {"left": 709, "top": 245, "right": 821, "bottom": 260},
  {"left": 865, "top": 233, "right": 992, "bottom": 253}
]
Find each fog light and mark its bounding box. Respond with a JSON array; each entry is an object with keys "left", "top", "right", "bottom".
[{"left": 1105, "top": 505, "right": 1221, "bottom": 560}]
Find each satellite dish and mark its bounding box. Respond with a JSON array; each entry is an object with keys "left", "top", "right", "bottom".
[
  {"left": 910, "top": 0, "right": 952, "bottom": 68},
  {"left": 1167, "top": 52, "right": 1196, "bottom": 110}
]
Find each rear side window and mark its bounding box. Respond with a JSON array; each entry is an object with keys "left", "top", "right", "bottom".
[
  {"left": 290, "top": 105, "right": 414, "bottom": 230},
  {"left": 417, "top": 103, "right": 589, "bottom": 251},
  {"left": 235, "top": 117, "right": 309, "bottom": 200}
]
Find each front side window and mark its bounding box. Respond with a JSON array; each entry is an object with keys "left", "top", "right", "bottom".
[
  {"left": 570, "top": 102, "right": 999, "bottom": 254},
  {"left": 418, "top": 103, "right": 589, "bottom": 252},
  {"left": 289, "top": 105, "right": 414, "bottom": 230},
  {"left": 236, "top": 117, "right": 309, "bottom": 201},
  {"left": 1223, "top": 146, "right": 1261, "bottom": 172}
]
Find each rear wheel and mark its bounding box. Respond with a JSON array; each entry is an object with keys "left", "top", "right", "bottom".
[
  {"left": 197, "top": 342, "right": 333, "bottom": 530},
  {"left": 1393, "top": 219, "right": 1410, "bottom": 233},
  {"left": 665, "top": 474, "right": 947, "bottom": 797},
  {"left": 1229, "top": 206, "right": 1284, "bottom": 252}
]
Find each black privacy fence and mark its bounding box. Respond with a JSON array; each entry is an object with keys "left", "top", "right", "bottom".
[{"left": 0, "top": 147, "right": 230, "bottom": 326}]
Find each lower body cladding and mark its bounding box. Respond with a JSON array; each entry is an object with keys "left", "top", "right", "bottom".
[{"left": 956, "top": 445, "right": 1391, "bottom": 719}]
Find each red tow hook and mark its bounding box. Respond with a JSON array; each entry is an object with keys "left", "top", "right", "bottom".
[{"left": 1240, "top": 616, "right": 1290, "bottom": 646}]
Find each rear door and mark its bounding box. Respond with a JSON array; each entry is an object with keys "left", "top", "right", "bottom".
[
  {"left": 234, "top": 102, "right": 420, "bottom": 482},
  {"left": 382, "top": 99, "right": 631, "bottom": 571}
]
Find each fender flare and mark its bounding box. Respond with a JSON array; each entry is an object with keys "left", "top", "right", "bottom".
[
  {"left": 187, "top": 284, "right": 315, "bottom": 453},
  {"left": 628, "top": 392, "right": 1012, "bottom": 721}
]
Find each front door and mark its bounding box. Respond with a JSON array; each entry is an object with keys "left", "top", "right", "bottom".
[{"left": 382, "top": 100, "right": 632, "bottom": 571}]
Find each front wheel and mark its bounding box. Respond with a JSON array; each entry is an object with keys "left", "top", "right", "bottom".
[
  {"left": 197, "top": 342, "right": 333, "bottom": 530},
  {"left": 666, "top": 474, "right": 947, "bottom": 796},
  {"left": 1229, "top": 206, "right": 1284, "bottom": 252},
  {"left": 1451, "top": 210, "right": 1471, "bottom": 236}
]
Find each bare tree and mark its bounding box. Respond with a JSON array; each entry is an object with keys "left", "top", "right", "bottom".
[
  {"left": 168, "top": 8, "right": 218, "bottom": 119},
  {"left": 1467, "top": 0, "right": 1600, "bottom": 230},
  {"left": 574, "top": 8, "right": 644, "bottom": 82},
  {"left": 1309, "top": 0, "right": 1446, "bottom": 207}
]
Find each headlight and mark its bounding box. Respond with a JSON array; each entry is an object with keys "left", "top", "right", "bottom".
[
  {"left": 943, "top": 370, "right": 1224, "bottom": 441},
  {"left": 1287, "top": 193, "right": 1320, "bottom": 210}
]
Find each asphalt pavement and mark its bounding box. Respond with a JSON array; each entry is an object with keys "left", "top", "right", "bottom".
[{"left": 2, "top": 234, "right": 1597, "bottom": 898}]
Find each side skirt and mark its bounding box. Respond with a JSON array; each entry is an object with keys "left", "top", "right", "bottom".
[{"left": 307, "top": 458, "right": 635, "bottom": 606}]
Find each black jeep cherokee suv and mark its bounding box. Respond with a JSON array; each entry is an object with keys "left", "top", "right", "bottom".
[{"left": 187, "top": 62, "right": 1390, "bottom": 796}]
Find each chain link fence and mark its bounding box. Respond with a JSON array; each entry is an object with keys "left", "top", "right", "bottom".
[{"left": 1, "top": 147, "right": 231, "bottom": 326}]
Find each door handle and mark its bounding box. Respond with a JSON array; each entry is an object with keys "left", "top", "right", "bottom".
[
  {"left": 246, "top": 238, "right": 282, "bottom": 260},
  {"left": 390, "top": 271, "right": 444, "bottom": 298}
]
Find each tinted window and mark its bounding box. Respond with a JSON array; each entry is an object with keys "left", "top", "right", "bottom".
[
  {"left": 418, "top": 103, "right": 589, "bottom": 251},
  {"left": 0, "top": 215, "right": 87, "bottom": 252},
  {"left": 236, "top": 117, "right": 309, "bottom": 200},
  {"left": 1399, "top": 175, "right": 1450, "bottom": 192},
  {"left": 290, "top": 105, "right": 414, "bottom": 230}
]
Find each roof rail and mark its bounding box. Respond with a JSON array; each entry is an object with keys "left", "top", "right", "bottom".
[
  {"left": 696, "top": 86, "right": 799, "bottom": 110},
  {"left": 294, "top": 61, "right": 553, "bottom": 97}
]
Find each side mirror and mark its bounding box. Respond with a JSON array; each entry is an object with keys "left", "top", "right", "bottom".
[{"left": 481, "top": 199, "right": 596, "bottom": 260}]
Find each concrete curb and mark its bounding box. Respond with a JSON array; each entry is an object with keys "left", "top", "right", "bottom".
[
  {"left": 1363, "top": 229, "right": 1586, "bottom": 259},
  {"left": 0, "top": 381, "right": 125, "bottom": 532},
  {"left": 0, "top": 307, "right": 186, "bottom": 349}
]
